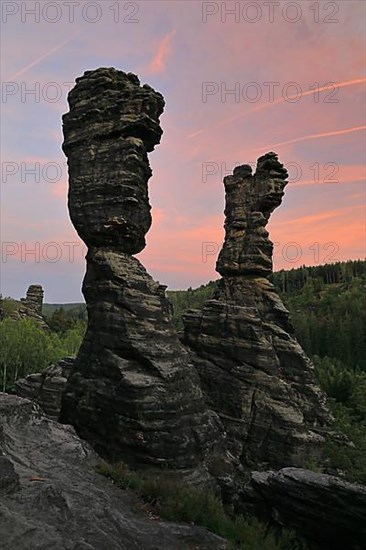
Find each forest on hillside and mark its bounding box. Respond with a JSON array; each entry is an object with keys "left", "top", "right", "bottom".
[{"left": 1, "top": 259, "right": 365, "bottom": 481}]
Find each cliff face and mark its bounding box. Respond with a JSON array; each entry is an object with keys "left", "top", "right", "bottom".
[
  {"left": 60, "top": 68, "right": 222, "bottom": 473},
  {"left": 183, "top": 155, "right": 333, "bottom": 471}
]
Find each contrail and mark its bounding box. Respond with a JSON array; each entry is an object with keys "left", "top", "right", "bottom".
[
  {"left": 219, "top": 77, "right": 366, "bottom": 128},
  {"left": 249, "top": 125, "right": 366, "bottom": 153},
  {"left": 187, "top": 77, "right": 366, "bottom": 139},
  {"left": 292, "top": 176, "right": 365, "bottom": 188},
  {"left": 7, "top": 34, "right": 79, "bottom": 80}
]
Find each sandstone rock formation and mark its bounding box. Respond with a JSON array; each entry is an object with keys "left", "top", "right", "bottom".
[
  {"left": 0, "top": 393, "right": 227, "bottom": 550},
  {"left": 60, "top": 68, "right": 222, "bottom": 473},
  {"left": 183, "top": 154, "right": 334, "bottom": 474},
  {"left": 60, "top": 67, "right": 338, "bottom": 494},
  {"left": 243, "top": 467, "right": 366, "bottom": 550},
  {"left": 15, "top": 357, "right": 74, "bottom": 420},
  {"left": 10, "top": 284, "right": 49, "bottom": 330}
]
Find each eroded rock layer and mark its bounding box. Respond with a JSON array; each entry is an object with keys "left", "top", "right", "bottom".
[
  {"left": 183, "top": 154, "right": 334, "bottom": 471},
  {"left": 15, "top": 357, "right": 74, "bottom": 420},
  {"left": 60, "top": 68, "right": 221, "bottom": 471},
  {"left": 62, "top": 68, "right": 164, "bottom": 254}
]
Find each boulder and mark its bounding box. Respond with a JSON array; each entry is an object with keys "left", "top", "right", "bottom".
[
  {"left": 242, "top": 467, "right": 366, "bottom": 550},
  {"left": 15, "top": 357, "right": 74, "bottom": 420}
]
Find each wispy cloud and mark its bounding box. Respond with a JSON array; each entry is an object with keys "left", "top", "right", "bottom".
[
  {"left": 249, "top": 125, "right": 366, "bottom": 153},
  {"left": 7, "top": 34, "right": 79, "bottom": 80},
  {"left": 219, "top": 77, "right": 366, "bottom": 128},
  {"left": 146, "top": 30, "right": 176, "bottom": 74}
]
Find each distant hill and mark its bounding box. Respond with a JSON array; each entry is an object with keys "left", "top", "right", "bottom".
[{"left": 42, "top": 303, "right": 87, "bottom": 320}]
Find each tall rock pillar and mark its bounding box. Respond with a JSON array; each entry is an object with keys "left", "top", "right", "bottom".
[
  {"left": 183, "top": 153, "right": 333, "bottom": 471},
  {"left": 60, "top": 68, "right": 220, "bottom": 471}
]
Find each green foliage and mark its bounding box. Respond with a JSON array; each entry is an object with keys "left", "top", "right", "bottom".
[
  {"left": 312, "top": 355, "right": 366, "bottom": 483},
  {"left": 167, "top": 280, "right": 217, "bottom": 329},
  {"left": 42, "top": 302, "right": 87, "bottom": 319},
  {"left": 0, "top": 296, "right": 21, "bottom": 316},
  {"left": 0, "top": 318, "right": 85, "bottom": 391},
  {"left": 270, "top": 261, "right": 366, "bottom": 371},
  {"left": 96, "top": 462, "right": 303, "bottom": 549},
  {"left": 324, "top": 402, "right": 366, "bottom": 485},
  {"left": 62, "top": 321, "right": 86, "bottom": 355},
  {"left": 47, "top": 307, "right": 75, "bottom": 333},
  {"left": 0, "top": 318, "right": 63, "bottom": 391}
]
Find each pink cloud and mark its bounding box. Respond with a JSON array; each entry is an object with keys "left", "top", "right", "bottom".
[{"left": 146, "top": 30, "right": 176, "bottom": 75}]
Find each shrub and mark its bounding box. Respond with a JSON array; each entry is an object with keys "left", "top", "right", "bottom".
[{"left": 0, "top": 317, "right": 85, "bottom": 391}]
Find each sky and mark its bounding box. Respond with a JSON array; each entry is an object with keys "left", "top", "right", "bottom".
[{"left": 1, "top": 0, "right": 365, "bottom": 302}]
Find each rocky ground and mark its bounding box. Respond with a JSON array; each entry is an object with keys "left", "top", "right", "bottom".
[{"left": 0, "top": 393, "right": 226, "bottom": 550}]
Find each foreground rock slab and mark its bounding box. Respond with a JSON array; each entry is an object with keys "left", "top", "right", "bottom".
[
  {"left": 0, "top": 393, "right": 227, "bottom": 550},
  {"left": 243, "top": 467, "right": 366, "bottom": 550}
]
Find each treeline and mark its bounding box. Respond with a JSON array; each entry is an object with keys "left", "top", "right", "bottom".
[
  {"left": 269, "top": 259, "right": 366, "bottom": 293},
  {"left": 270, "top": 261, "right": 366, "bottom": 372}
]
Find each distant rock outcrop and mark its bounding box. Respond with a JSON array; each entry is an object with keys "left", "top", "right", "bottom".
[
  {"left": 183, "top": 154, "right": 334, "bottom": 473},
  {"left": 0, "top": 393, "right": 226, "bottom": 550},
  {"left": 15, "top": 358, "right": 74, "bottom": 420},
  {"left": 10, "top": 284, "right": 49, "bottom": 331},
  {"left": 60, "top": 68, "right": 222, "bottom": 473}
]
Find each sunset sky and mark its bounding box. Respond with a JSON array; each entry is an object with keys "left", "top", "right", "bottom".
[{"left": 1, "top": 0, "right": 365, "bottom": 302}]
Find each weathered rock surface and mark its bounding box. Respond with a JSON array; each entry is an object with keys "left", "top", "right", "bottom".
[
  {"left": 60, "top": 68, "right": 223, "bottom": 473},
  {"left": 15, "top": 357, "right": 74, "bottom": 420},
  {"left": 62, "top": 67, "right": 164, "bottom": 254},
  {"left": 0, "top": 393, "right": 227, "bottom": 550},
  {"left": 216, "top": 154, "right": 288, "bottom": 277},
  {"left": 183, "top": 154, "right": 334, "bottom": 474},
  {"left": 242, "top": 467, "right": 366, "bottom": 550},
  {"left": 10, "top": 284, "right": 49, "bottom": 330}
]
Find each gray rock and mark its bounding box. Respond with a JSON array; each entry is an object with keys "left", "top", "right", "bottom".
[
  {"left": 216, "top": 153, "right": 288, "bottom": 277},
  {"left": 0, "top": 393, "right": 227, "bottom": 550},
  {"left": 0, "top": 456, "right": 20, "bottom": 494},
  {"left": 242, "top": 467, "right": 366, "bottom": 549},
  {"left": 62, "top": 67, "right": 165, "bottom": 254},
  {"left": 15, "top": 357, "right": 74, "bottom": 419}
]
